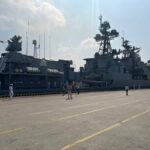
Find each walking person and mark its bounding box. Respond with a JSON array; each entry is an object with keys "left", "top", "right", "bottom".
[
  {"left": 62, "top": 82, "right": 67, "bottom": 96},
  {"left": 66, "top": 82, "right": 73, "bottom": 100},
  {"left": 9, "top": 83, "right": 14, "bottom": 100},
  {"left": 72, "top": 81, "right": 77, "bottom": 94},
  {"left": 125, "top": 85, "right": 129, "bottom": 96},
  {"left": 76, "top": 82, "right": 80, "bottom": 95}
]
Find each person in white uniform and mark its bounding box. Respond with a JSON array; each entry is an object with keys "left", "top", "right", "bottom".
[{"left": 9, "top": 84, "right": 14, "bottom": 100}]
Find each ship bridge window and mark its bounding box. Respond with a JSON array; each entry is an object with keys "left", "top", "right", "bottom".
[
  {"left": 26, "top": 67, "right": 40, "bottom": 73},
  {"left": 47, "top": 68, "right": 64, "bottom": 74},
  {"left": 15, "top": 69, "right": 23, "bottom": 73},
  {"left": 132, "top": 75, "right": 148, "bottom": 80}
]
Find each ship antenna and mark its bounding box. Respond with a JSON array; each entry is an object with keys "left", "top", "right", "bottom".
[
  {"left": 122, "top": 31, "right": 125, "bottom": 39},
  {"left": 99, "top": 14, "right": 102, "bottom": 28},
  {"left": 26, "top": 32, "right": 28, "bottom": 55},
  {"left": 39, "top": 34, "right": 41, "bottom": 58},
  {"left": 49, "top": 34, "right": 51, "bottom": 60},
  {"left": 44, "top": 32, "right": 45, "bottom": 59},
  {"left": 26, "top": 20, "right": 29, "bottom": 55}
]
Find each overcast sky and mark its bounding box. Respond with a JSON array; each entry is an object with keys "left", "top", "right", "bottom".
[{"left": 0, "top": 0, "right": 150, "bottom": 70}]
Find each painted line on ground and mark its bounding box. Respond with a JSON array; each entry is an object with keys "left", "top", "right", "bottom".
[
  {"left": 64, "top": 103, "right": 100, "bottom": 110},
  {"left": 29, "top": 94, "right": 142, "bottom": 117},
  {"left": 60, "top": 109, "right": 150, "bottom": 150},
  {"left": 29, "top": 104, "right": 99, "bottom": 116},
  {"left": 0, "top": 127, "right": 24, "bottom": 136},
  {"left": 57, "top": 105, "right": 115, "bottom": 121},
  {"left": 121, "top": 109, "right": 150, "bottom": 123},
  {"left": 30, "top": 110, "right": 53, "bottom": 115},
  {"left": 56, "top": 100, "right": 140, "bottom": 122}
]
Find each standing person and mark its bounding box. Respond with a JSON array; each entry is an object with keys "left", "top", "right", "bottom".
[
  {"left": 62, "top": 83, "right": 67, "bottom": 96},
  {"left": 76, "top": 82, "right": 80, "bottom": 95},
  {"left": 9, "top": 84, "right": 14, "bottom": 100},
  {"left": 66, "top": 82, "right": 73, "bottom": 100},
  {"left": 72, "top": 81, "right": 76, "bottom": 93},
  {"left": 125, "top": 85, "right": 129, "bottom": 96}
]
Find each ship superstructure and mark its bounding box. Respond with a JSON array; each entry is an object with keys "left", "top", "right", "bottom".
[
  {"left": 82, "top": 17, "right": 150, "bottom": 89},
  {"left": 0, "top": 36, "right": 74, "bottom": 92}
]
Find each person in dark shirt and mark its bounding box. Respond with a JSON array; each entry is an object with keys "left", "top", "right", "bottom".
[{"left": 125, "top": 85, "right": 129, "bottom": 96}]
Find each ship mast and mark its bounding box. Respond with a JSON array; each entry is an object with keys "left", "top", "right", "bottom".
[{"left": 94, "top": 16, "right": 119, "bottom": 56}]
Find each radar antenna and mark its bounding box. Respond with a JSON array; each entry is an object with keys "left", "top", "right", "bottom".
[
  {"left": 94, "top": 16, "right": 119, "bottom": 55},
  {"left": 32, "top": 40, "right": 40, "bottom": 58}
]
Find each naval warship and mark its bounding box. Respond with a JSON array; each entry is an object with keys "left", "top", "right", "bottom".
[
  {"left": 81, "top": 16, "right": 150, "bottom": 89},
  {"left": 0, "top": 16, "right": 150, "bottom": 96},
  {"left": 0, "top": 35, "right": 75, "bottom": 95}
]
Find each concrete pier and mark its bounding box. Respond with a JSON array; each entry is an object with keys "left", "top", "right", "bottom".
[{"left": 0, "top": 90, "right": 150, "bottom": 150}]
